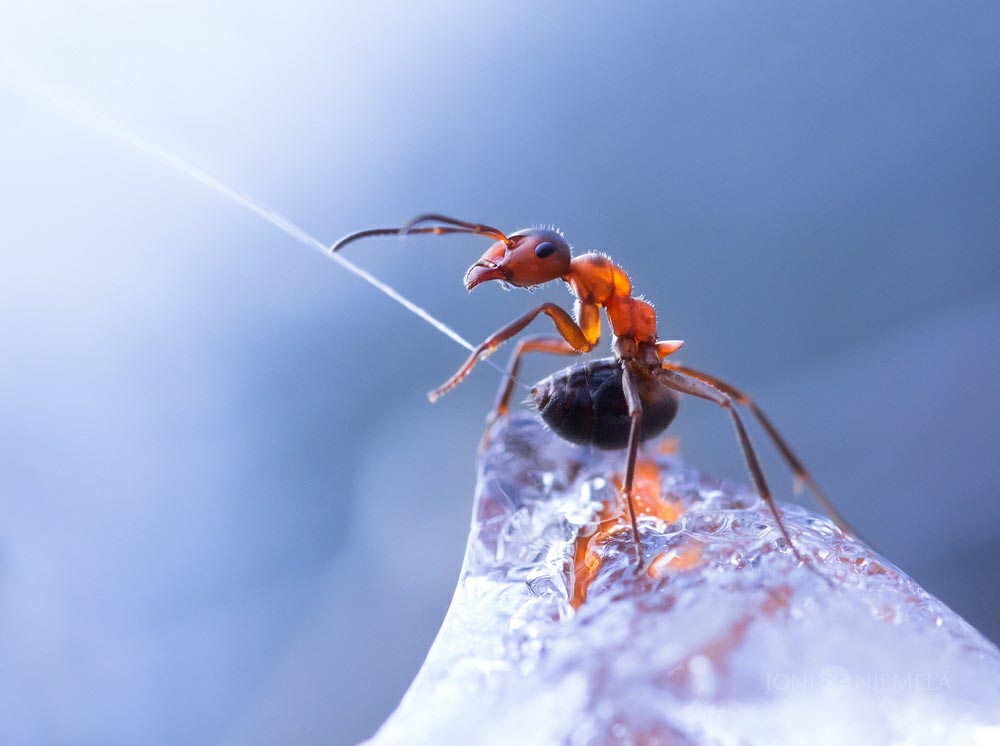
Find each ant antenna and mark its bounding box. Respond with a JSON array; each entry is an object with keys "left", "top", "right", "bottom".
[
  {"left": 329, "top": 215, "right": 532, "bottom": 395},
  {"left": 331, "top": 214, "right": 509, "bottom": 254},
  {"left": 401, "top": 214, "right": 509, "bottom": 244},
  {"left": 9, "top": 77, "right": 532, "bottom": 399},
  {"left": 330, "top": 213, "right": 510, "bottom": 254},
  {"left": 331, "top": 225, "right": 480, "bottom": 253}
]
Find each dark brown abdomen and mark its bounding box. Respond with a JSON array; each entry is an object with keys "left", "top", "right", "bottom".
[{"left": 531, "top": 359, "right": 679, "bottom": 450}]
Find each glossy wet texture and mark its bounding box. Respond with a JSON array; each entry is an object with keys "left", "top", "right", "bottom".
[
  {"left": 369, "top": 414, "right": 1000, "bottom": 746},
  {"left": 532, "top": 360, "right": 680, "bottom": 449}
]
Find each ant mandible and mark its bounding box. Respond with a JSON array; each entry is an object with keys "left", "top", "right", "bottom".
[{"left": 333, "top": 214, "right": 856, "bottom": 568}]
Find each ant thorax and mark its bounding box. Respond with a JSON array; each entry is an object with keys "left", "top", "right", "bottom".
[
  {"left": 565, "top": 253, "right": 658, "bottom": 344},
  {"left": 565, "top": 253, "right": 632, "bottom": 304}
]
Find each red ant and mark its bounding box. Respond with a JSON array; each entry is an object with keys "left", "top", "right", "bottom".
[{"left": 333, "top": 214, "right": 856, "bottom": 568}]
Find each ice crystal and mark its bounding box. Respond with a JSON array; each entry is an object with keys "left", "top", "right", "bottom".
[{"left": 368, "top": 414, "right": 1000, "bottom": 746}]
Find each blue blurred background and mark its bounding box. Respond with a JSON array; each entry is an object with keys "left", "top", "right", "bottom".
[{"left": 1, "top": 2, "right": 998, "bottom": 743}]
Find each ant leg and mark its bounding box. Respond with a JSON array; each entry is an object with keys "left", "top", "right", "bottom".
[
  {"left": 480, "top": 336, "right": 579, "bottom": 450},
  {"left": 621, "top": 364, "right": 646, "bottom": 569},
  {"left": 490, "top": 335, "right": 579, "bottom": 421},
  {"left": 658, "top": 368, "right": 809, "bottom": 566},
  {"left": 662, "top": 362, "right": 859, "bottom": 540},
  {"left": 428, "top": 303, "right": 595, "bottom": 402}
]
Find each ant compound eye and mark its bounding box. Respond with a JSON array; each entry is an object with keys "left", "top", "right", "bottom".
[{"left": 535, "top": 241, "right": 557, "bottom": 259}]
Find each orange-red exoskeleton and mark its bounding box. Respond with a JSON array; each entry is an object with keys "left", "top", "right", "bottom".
[{"left": 333, "top": 214, "right": 856, "bottom": 568}]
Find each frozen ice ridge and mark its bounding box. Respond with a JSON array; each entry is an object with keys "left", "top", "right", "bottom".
[{"left": 367, "top": 414, "right": 1000, "bottom": 746}]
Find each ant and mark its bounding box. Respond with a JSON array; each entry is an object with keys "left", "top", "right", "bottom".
[{"left": 333, "top": 214, "right": 856, "bottom": 569}]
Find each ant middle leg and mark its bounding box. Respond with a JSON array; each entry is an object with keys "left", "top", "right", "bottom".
[
  {"left": 658, "top": 368, "right": 810, "bottom": 567},
  {"left": 479, "top": 335, "right": 580, "bottom": 450},
  {"left": 661, "top": 362, "right": 859, "bottom": 540},
  {"left": 620, "top": 364, "right": 646, "bottom": 569},
  {"left": 490, "top": 335, "right": 580, "bottom": 421}
]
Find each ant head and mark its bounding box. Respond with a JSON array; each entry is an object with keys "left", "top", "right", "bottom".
[{"left": 465, "top": 228, "right": 572, "bottom": 291}]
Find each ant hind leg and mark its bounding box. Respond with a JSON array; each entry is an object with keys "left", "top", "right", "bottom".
[
  {"left": 661, "top": 362, "right": 861, "bottom": 541},
  {"left": 658, "top": 368, "right": 812, "bottom": 569}
]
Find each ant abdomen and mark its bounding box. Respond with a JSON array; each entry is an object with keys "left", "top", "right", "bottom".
[{"left": 531, "top": 359, "right": 680, "bottom": 450}]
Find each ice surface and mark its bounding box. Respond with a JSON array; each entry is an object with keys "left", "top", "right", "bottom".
[{"left": 367, "top": 414, "right": 1000, "bottom": 746}]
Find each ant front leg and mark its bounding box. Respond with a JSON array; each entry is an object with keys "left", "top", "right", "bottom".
[{"left": 428, "top": 303, "right": 595, "bottom": 403}]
